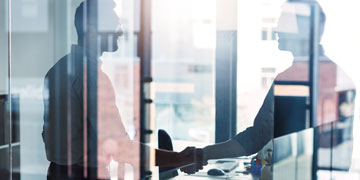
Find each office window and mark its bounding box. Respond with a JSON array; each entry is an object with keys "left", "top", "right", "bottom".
[
  {"left": 238, "top": 0, "right": 360, "bottom": 179},
  {"left": 271, "top": 30, "right": 277, "bottom": 40},
  {"left": 152, "top": 0, "right": 216, "bottom": 144},
  {"left": 1, "top": 0, "right": 141, "bottom": 179},
  {"left": 262, "top": 30, "right": 268, "bottom": 40},
  {"left": 1, "top": 0, "right": 360, "bottom": 179},
  {"left": 237, "top": 0, "right": 291, "bottom": 133}
]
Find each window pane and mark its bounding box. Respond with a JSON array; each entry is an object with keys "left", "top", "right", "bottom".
[
  {"left": 237, "top": 0, "right": 360, "bottom": 179},
  {"left": 7, "top": 0, "right": 140, "bottom": 179},
  {"left": 262, "top": 30, "right": 268, "bottom": 40},
  {"left": 152, "top": 0, "right": 216, "bottom": 145},
  {"left": 0, "top": 0, "right": 10, "bottom": 179}
]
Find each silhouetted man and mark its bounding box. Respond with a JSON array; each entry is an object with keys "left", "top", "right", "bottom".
[
  {"left": 43, "top": 0, "right": 198, "bottom": 179},
  {"left": 181, "top": 0, "right": 356, "bottom": 177}
]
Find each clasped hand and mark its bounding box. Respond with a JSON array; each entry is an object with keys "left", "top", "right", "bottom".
[{"left": 178, "top": 146, "right": 208, "bottom": 174}]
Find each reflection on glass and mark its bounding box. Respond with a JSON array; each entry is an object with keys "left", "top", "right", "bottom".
[
  {"left": 273, "top": 133, "right": 296, "bottom": 180},
  {"left": 152, "top": 0, "right": 216, "bottom": 143},
  {"left": 296, "top": 128, "right": 313, "bottom": 180},
  {"left": 0, "top": 0, "right": 14, "bottom": 179},
  {"left": 237, "top": 0, "right": 356, "bottom": 179},
  {"left": 0, "top": 0, "right": 359, "bottom": 179},
  {"left": 40, "top": 0, "right": 143, "bottom": 179},
  {"left": 273, "top": 128, "right": 313, "bottom": 180}
]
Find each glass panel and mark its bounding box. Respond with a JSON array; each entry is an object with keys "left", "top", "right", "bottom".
[
  {"left": 237, "top": 0, "right": 359, "bottom": 179},
  {"left": 0, "top": 1, "right": 9, "bottom": 95},
  {"left": 296, "top": 128, "right": 313, "bottom": 180},
  {"left": 96, "top": 1, "right": 141, "bottom": 179},
  {"left": 10, "top": 0, "right": 52, "bottom": 179},
  {"left": 273, "top": 133, "right": 297, "bottom": 180},
  {"left": 0, "top": 0, "right": 10, "bottom": 178},
  {"left": 331, "top": 90, "right": 356, "bottom": 170},
  {"left": 152, "top": 0, "right": 216, "bottom": 144},
  {"left": 237, "top": 0, "right": 292, "bottom": 136},
  {"left": 8, "top": 0, "right": 140, "bottom": 179},
  {"left": 2, "top": 0, "right": 360, "bottom": 179},
  {"left": 273, "top": 128, "right": 313, "bottom": 180},
  {"left": 318, "top": 1, "right": 360, "bottom": 179}
]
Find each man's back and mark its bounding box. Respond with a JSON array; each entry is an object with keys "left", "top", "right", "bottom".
[
  {"left": 42, "top": 45, "right": 132, "bottom": 176},
  {"left": 42, "top": 45, "right": 86, "bottom": 165}
]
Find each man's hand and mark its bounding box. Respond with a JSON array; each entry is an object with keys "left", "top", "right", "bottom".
[{"left": 179, "top": 147, "right": 208, "bottom": 174}]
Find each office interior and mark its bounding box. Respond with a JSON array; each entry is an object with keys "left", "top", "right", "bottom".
[{"left": 1, "top": 0, "right": 360, "bottom": 179}]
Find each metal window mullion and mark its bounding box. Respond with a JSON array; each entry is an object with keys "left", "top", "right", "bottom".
[
  {"left": 309, "top": 3, "right": 320, "bottom": 180},
  {"left": 85, "top": 0, "right": 99, "bottom": 178},
  {"left": 7, "top": 0, "right": 13, "bottom": 179},
  {"left": 215, "top": 31, "right": 237, "bottom": 143},
  {"left": 309, "top": 3, "right": 320, "bottom": 128},
  {"left": 138, "top": 0, "right": 152, "bottom": 178}
]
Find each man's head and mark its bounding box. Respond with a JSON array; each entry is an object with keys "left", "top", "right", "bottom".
[
  {"left": 276, "top": 0, "right": 326, "bottom": 56},
  {"left": 75, "top": 0, "right": 123, "bottom": 54}
]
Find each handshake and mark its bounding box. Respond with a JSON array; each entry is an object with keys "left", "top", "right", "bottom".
[{"left": 177, "top": 147, "right": 208, "bottom": 174}]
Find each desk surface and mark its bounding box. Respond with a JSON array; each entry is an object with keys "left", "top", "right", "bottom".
[{"left": 169, "top": 158, "right": 258, "bottom": 180}]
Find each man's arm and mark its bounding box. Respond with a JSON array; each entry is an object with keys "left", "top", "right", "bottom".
[
  {"left": 203, "top": 86, "right": 274, "bottom": 160},
  {"left": 181, "top": 85, "right": 274, "bottom": 174},
  {"left": 230, "top": 85, "right": 274, "bottom": 156},
  {"left": 202, "top": 139, "right": 247, "bottom": 161},
  {"left": 136, "top": 142, "right": 195, "bottom": 167},
  {"left": 178, "top": 139, "right": 246, "bottom": 175}
]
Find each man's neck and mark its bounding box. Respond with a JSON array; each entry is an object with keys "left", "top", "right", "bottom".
[
  {"left": 76, "top": 43, "right": 103, "bottom": 58},
  {"left": 290, "top": 44, "right": 325, "bottom": 58}
]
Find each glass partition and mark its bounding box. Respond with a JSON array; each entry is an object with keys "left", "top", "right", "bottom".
[
  {"left": 273, "top": 128, "right": 314, "bottom": 180},
  {"left": 151, "top": 0, "right": 216, "bottom": 145},
  {"left": 1, "top": 0, "right": 360, "bottom": 179},
  {"left": 237, "top": 0, "right": 359, "bottom": 179},
  {"left": 0, "top": 1, "right": 10, "bottom": 178},
  {"left": 4, "top": 0, "right": 141, "bottom": 179}
]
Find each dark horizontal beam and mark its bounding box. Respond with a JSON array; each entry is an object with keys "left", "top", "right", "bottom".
[{"left": 274, "top": 80, "right": 309, "bottom": 86}]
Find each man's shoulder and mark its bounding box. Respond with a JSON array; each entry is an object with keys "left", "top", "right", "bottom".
[
  {"left": 45, "top": 54, "right": 68, "bottom": 75},
  {"left": 274, "top": 58, "right": 356, "bottom": 90},
  {"left": 45, "top": 52, "right": 82, "bottom": 79}
]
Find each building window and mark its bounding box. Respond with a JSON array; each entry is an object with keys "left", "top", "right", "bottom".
[
  {"left": 262, "top": 30, "right": 268, "bottom": 40},
  {"left": 271, "top": 30, "right": 276, "bottom": 40}
]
